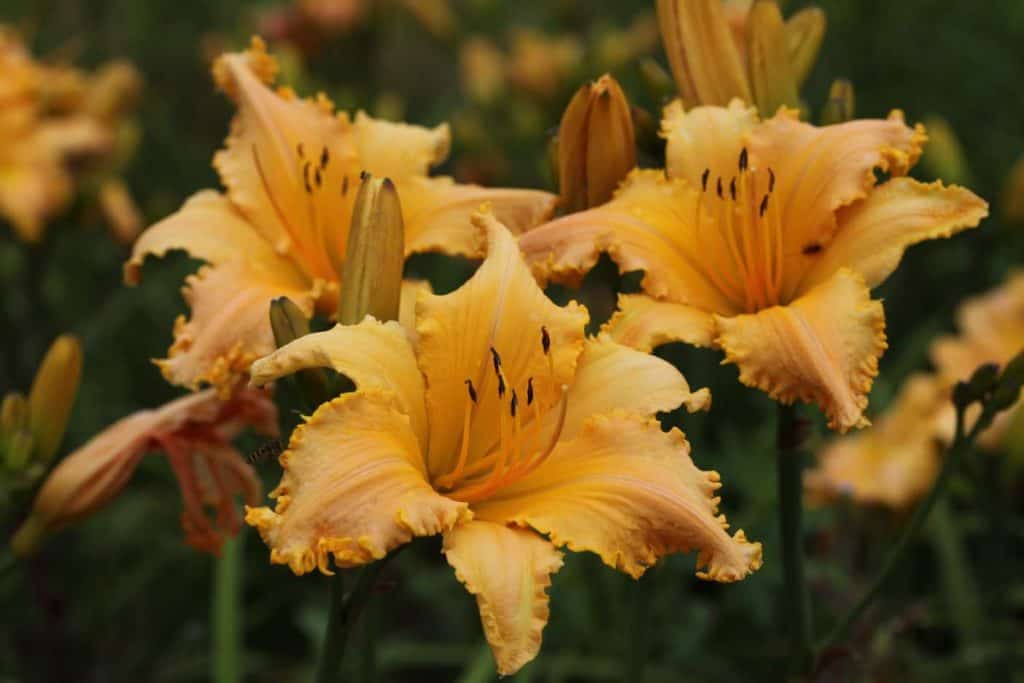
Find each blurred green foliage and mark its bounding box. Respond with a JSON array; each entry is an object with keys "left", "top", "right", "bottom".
[{"left": 1, "top": 1, "right": 1023, "bottom": 681}]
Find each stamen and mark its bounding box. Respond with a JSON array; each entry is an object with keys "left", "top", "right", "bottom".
[
  {"left": 527, "top": 377, "right": 534, "bottom": 406},
  {"left": 759, "top": 194, "right": 769, "bottom": 217},
  {"left": 490, "top": 347, "right": 502, "bottom": 372},
  {"left": 541, "top": 327, "right": 550, "bottom": 355},
  {"left": 341, "top": 176, "right": 349, "bottom": 196},
  {"left": 320, "top": 146, "right": 329, "bottom": 169},
  {"left": 729, "top": 176, "right": 737, "bottom": 200},
  {"left": 302, "top": 162, "right": 312, "bottom": 193},
  {"left": 768, "top": 167, "right": 776, "bottom": 193},
  {"left": 739, "top": 147, "right": 749, "bottom": 172},
  {"left": 701, "top": 168, "right": 710, "bottom": 192},
  {"left": 510, "top": 389, "right": 519, "bottom": 418},
  {"left": 314, "top": 167, "right": 323, "bottom": 189},
  {"left": 716, "top": 177, "right": 724, "bottom": 199},
  {"left": 297, "top": 142, "right": 305, "bottom": 159},
  {"left": 465, "top": 379, "right": 478, "bottom": 404}
]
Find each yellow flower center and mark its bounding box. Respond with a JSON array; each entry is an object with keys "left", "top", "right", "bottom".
[
  {"left": 434, "top": 327, "right": 569, "bottom": 504},
  {"left": 695, "top": 148, "right": 786, "bottom": 313}
]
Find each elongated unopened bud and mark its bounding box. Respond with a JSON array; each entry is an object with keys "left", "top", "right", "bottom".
[
  {"left": 338, "top": 174, "right": 405, "bottom": 325},
  {"left": 558, "top": 74, "right": 636, "bottom": 213},
  {"left": 820, "top": 79, "right": 855, "bottom": 125},
  {"left": 269, "top": 296, "right": 330, "bottom": 403},
  {"left": 2, "top": 392, "right": 29, "bottom": 433},
  {"left": 747, "top": 0, "right": 800, "bottom": 117},
  {"left": 785, "top": 6, "right": 826, "bottom": 88},
  {"left": 28, "top": 335, "right": 82, "bottom": 465}
]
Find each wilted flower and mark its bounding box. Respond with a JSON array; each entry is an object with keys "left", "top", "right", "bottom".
[
  {"left": 246, "top": 213, "right": 760, "bottom": 675},
  {"left": 520, "top": 100, "right": 987, "bottom": 431},
  {"left": 127, "top": 37, "right": 556, "bottom": 396}
]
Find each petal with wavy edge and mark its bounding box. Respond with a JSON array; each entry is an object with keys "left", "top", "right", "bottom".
[
  {"left": 716, "top": 268, "right": 887, "bottom": 432},
  {"left": 474, "top": 411, "right": 762, "bottom": 581},
  {"left": 352, "top": 111, "right": 450, "bottom": 178},
  {"left": 519, "top": 169, "right": 738, "bottom": 314},
  {"left": 602, "top": 294, "right": 717, "bottom": 353},
  {"left": 250, "top": 318, "right": 428, "bottom": 448},
  {"left": 246, "top": 390, "right": 470, "bottom": 574},
  {"left": 416, "top": 212, "right": 588, "bottom": 479},
  {"left": 125, "top": 190, "right": 305, "bottom": 285},
  {"left": 158, "top": 262, "right": 317, "bottom": 395},
  {"left": 561, "top": 335, "right": 710, "bottom": 441},
  {"left": 400, "top": 176, "right": 558, "bottom": 257},
  {"left": 662, "top": 98, "right": 759, "bottom": 189},
  {"left": 746, "top": 109, "right": 926, "bottom": 300},
  {"left": 442, "top": 521, "right": 563, "bottom": 676},
  {"left": 800, "top": 178, "right": 988, "bottom": 294}
]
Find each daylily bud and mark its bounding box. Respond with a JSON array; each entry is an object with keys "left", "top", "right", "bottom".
[
  {"left": 921, "top": 116, "right": 972, "bottom": 186},
  {"left": 2, "top": 392, "right": 29, "bottom": 433},
  {"left": 951, "top": 362, "right": 1000, "bottom": 410},
  {"left": 557, "top": 75, "right": 636, "bottom": 213},
  {"left": 785, "top": 6, "right": 826, "bottom": 88},
  {"left": 338, "top": 174, "right": 405, "bottom": 325},
  {"left": 28, "top": 335, "right": 83, "bottom": 465},
  {"left": 270, "top": 296, "right": 330, "bottom": 403},
  {"left": 747, "top": 0, "right": 800, "bottom": 118},
  {"left": 1001, "top": 155, "right": 1024, "bottom": 223},
  {"left": 1, "top": 392, "right": 33, "bottom": 470},
  {"left": 4, "top": 429, "right": 35, "bottom": 471},
  {"left": 820, "top": 79, "right": 855, "bottom": 125},
  {"left": 990, "top": 350, "right": 1024, "bottom": 414}
]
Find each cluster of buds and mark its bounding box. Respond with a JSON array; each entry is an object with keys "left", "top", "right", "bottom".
[{"left": 1, "top": 336, "right": 82, "bottom": 513}]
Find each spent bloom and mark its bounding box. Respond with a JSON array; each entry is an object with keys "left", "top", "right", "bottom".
[
  {"left": 11, "top": 388, "right": 277, "bottom": 557},
  {"left": 246, "top": 214, "right": 762, "bottom": 675},
  {"left": 520, "top": 100, "right": 988, "bottom": 431},
  {"left": 127, "top": 37, "right": 556, "bottom": 396}
]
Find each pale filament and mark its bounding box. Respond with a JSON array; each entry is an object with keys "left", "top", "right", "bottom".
[
  {"left": 435, "top": 328, "right": 569, "bottom": 503},
  {"left": 693, "top": 149, "right": 785, "bottom": 313}
]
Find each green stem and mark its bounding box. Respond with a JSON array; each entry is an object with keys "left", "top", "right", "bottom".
[
  {"left": 212, "top": 534, "right": 243, "bottom": 683},
  {"left": 819, "top": 409, "right": 971, "bottom": 652},
  {"left": 314, "top": 558, "right": 390, "bottom": 683},
  {"left": 776, "top": 403, "right": 813, "bottom": 673}
]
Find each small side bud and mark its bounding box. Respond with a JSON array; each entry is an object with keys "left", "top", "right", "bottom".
[
  {"left": 990, "top": 350, "right": 1024, "bottom": 414},
  {"left": 269, "top": 297, "right": 330, "bottom": 403},
  {"left": 1001, "top": 155, "right": 1024, "bottom": 224},
  {"left": 820, "top": 79, "right": 855, "bottom": 125},
  {"left": 2, "top": 392, "right": 29, "bottom": 433},
  {"left": 747, "top": 0, "right": 801, "bottom": 118},
  {"left": 920, "top": 116, "right": 973, "bottom": 186},
  {"left": 28, "top": 336, "right": 83, "bottom": 465},
  {"left": 338, "top": 174, "right": 405, "bottom": 325},
  {"left": 558, "top": 74, "right": 636, "bottom": 213},
  {"left": 784, "top": 6, "right": 826, "bottom": 88}
]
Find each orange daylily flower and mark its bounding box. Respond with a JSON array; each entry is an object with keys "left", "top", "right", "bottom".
[
  {"left": 11, "top": 388, "right": 277, "bottom": 557},
  {"left": 246, "top": 214, "right": 762, "bottom": 675},
  {"left": 126, "top": 37, "right": 556, "bottom": 396},
  {"left": 520, "top": 100, "right": 988, "bottom": 431}
]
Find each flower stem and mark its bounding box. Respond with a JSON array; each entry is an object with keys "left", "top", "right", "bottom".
[
  {"left": 314, "top": 558, "right": 390, "bottom": 683},
  {"left": 776, "top": 403, "right": 813, "bottom": 673},
  {"left": 212, "top": 534, "right": 243, "bottom": 683},
  {"left": 818, "top": 409, "right": 971, "bottom": 653}
]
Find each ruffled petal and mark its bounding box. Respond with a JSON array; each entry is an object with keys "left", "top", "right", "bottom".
[
  {"left": 352, "top": 111, "right": 450, "bottom": 178},
  {"left": 399, "top": 176, "right": 558, "bottom": 257},
  {"left": 662, "top": 98, "right": 759, "bottom": 189},
  {"left": 158, "top": 262, "right": 317, "bottom": 395},
  {"left": 442, "top": 521, "right": 563, "bottom": 676},
  {"left": 125, "top": 190, "right": 305, "bottom": 285},
  {"left": 416, "top": 212, "right": 588, "bottom": 478},
  {"left": 746, "top": 109, "right": 926, "bottom": 300},
  {"left": 250, "top": 317, "right": 428, "bottom": 448},
  {"left": 519, "top": 169, "right": 737, "bottom": 314},
  {"left": 561, "top": 335, "right": 710, "bottom": 441},
  {"left": 800, "top": 178, "right": 988, "bottom": 293},
  {"left": 715, "top": 268, "right": 887, "bottom": 432},
  {"left": 601, "top": 294, "right": 717, "bottom": 352},
  {"left": 246, "top": 389, "right": 470, "bottom": 574},
  {"left": 474, "top": 412, "right": 762, "bottom": 581}
]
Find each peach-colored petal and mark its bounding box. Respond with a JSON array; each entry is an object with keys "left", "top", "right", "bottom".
[
  {"left": 474, "top": 412, "right": 762, "bottom": 581},
  {"left": 601, "top": 293, "right": 717, "bottom": 352},
  {"left": 442, "top": 521, "right": 563, "bottom": 676},
  {"left": 250, "top": 317, "right": 427, "bottom": 448},
  {"left": 416, "top": 212, "right": 588, "bottom": 478},
  {"left": 715, "top": 268, "right": 887, "bottom": 432},
  {"left": 352, "top": 111, "right": 450, "bottom": 179},
  {"left": 800, "top": 178, "right": 988, "bottom": 293},
  {"left": 662, "top": 98, "right": 759, "bottom": 189},
  {"left": 246, "top": 389, "right": 471, "bottom": 574}
]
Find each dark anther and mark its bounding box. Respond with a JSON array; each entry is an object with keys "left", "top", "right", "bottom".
[
  {"left": 759, "top": 194, "right": 769, "bottom": 217},
  {"left": 314, "top": 167, "right": 323, "bottom": 189},
  {"left": 320, "top": 146, "right": 329, "bottom": 169},
  {"left": 490, "top": 347, "right": 502, "bottom": 372},
  {"left": 248, "top": 438, "right": 283, "bottom": 465},
  {"left": 297, "top": 142, "right": 305, "bottom": 159},
  {"left": 802, "top": 243, "right": 823, "bottom": 255},
  {"left": 739, "top": 147, "right": 749, "bottom": 172},
  {"left": 360, "top": 169, "right": 369, "bottom": 181},
  {"left": 302, "top": 162, "right": 312, "bottom": 193},
  {"left": 341, "top": 176, "right": 349, "bottom": 196},
  {"left": 510, "top": 390, "right": 519, "bottom": 418},
  {"left": 497, "top": 373, "right": 506, "bottom": 398},
  {"left": 716, "top": 177, "right": 724, "bottom": 199},
  {"left": 768, "top": 168, "right": 776, "bottom": 193},
  {"left": 729, "top": 177, "right": 737, "bottom": 200},
  {"left": 465, "top": 379, "right": 478, "bottom": 404},
  {"left": 527, "top": 377, "right": 535, "bottom": 405},
  {"left": 701, "top": 168, "right": 710, "bottom": 192},
  {"left": 541, "top": 327, "right": 551, "bottom": 355}
]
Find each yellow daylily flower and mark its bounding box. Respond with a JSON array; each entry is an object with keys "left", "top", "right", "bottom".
[
  {"left": 11, "top": 387, "right": 277, "bottom": 557},
  {"left": 126, "top": 37, "right": 557, "bottom": 396},
  {"left": 806, "top": 374, "right": 945, "bottom": 508},
  {"left": 520, "top": 100, "right": 988, "bottom": 432},
  {"left": 246, "top": 214, "right": 762, "bottom": 675}
]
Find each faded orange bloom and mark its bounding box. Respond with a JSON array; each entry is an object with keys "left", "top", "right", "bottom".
[
  {"left": 11, "top": 388, "right": 277, "bottom": 556},
  {"left": 520, "top": 101, "right": 987, "bottom": 431},
  {"left": 246, "top": 214, "right": 761, "bottom": 675},
  {"left": 127, "top": 37, "right": 556, "bottom": 396},
  {"left": 506, "top": 28, "right": 584, "bottom": 100}
]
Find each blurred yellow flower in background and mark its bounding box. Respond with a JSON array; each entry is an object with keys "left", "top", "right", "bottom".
[
  {"left": 246, "top": 214, "right": 761, "bottom": 675},
  {"left": 521, "top": 100, "right": 988, "bottom": 431},
  {"left": 126, "top": 37, "right": 557, "bottom": 396}
]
